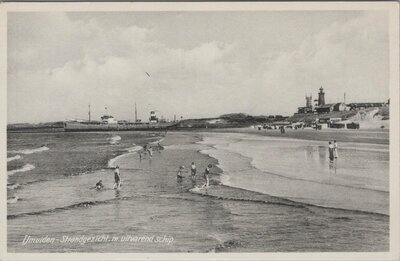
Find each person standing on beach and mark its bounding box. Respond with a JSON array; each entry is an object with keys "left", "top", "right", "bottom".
[
  {"left": 333, "top": 140, "right": 339, "bottom": 158},
  {"left": 203, "top": 164, "right": 212, "bottom": 188},
  {"left": 191, "top": 162, "right": 197, "bottom": 182},
  {"left": 113, "top": 166, "right": 121, "bottom": 189},
  {"left": 328, "top": 142, "right": 334, "bottom": 161}
]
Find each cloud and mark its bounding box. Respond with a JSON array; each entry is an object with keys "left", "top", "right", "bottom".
[
  {"left": 8, "top": 14, "right": 236, "bottom": 122},
  {"left": 257, "top": 12, "right": 389, "bottom": 114},
  {"left": 7, "top": 11, "right": 389, "bottom": 123}
]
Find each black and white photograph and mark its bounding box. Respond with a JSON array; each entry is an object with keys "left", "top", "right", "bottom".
[{"left": 1, "top": 2, "right": 399, "bottom": 260}]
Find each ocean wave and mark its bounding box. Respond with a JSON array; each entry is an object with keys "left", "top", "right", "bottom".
[
  {"left": 148, "top": 138, "right": 164, "bottom": 145},
  {"left": 7, "top": 197, "right": 19, "bottom": 204},
  {"left": 189, "top": 186, "right": 307, "bottom": 209},
  {"left": 107, "top": 144, "right": 143, "bottom": 167},
  {"left": 7, "top": 155, "right": 22, "bottom": 162},
  {"left": 188, "top": 185, "right": 388, "bottom": 217},
  {"left": 7, "top": 196, "right": 134, "bottom": 220},
  {"left": 8, "top": 164, "right": 35, "bottom": 176},
  {"left": 109, "top": 135, "right": 121, "bottom": 144},
  {"left": 108, "top": 152, "right": 134, "bottom": 168},
  {"left": 127, "top": 144, "right": 143, "bottom": 153},
  {"left": 7, "top": 183, "right": 21, "bottom": 190},
  {"left": 8, "top": 146, "right": 49, "bottom": 155}
]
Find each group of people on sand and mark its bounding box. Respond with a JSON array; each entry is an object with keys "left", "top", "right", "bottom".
[
  {"left": 328, "top": 140, "right": 339, "bottom": 161},
  {"left": 177, "top": 162, "right": 213, "bottom": 188}
]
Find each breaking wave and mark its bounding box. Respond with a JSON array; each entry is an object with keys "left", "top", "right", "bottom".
[
  {"left": 188, "top": 185, "right": 388, "bottom": 217},
  {"left": 7, "top": 183, "right": 21, "bottom": 190},
  {"left": 109, "top": 135, "right": 121, "bottom": 145},
  {"left": 8, "top": 164, "right": 35, "bottom": 176},
  {"left": 7, "top": 155, "right": 22, "bottom": 162},
  {"left": 7, "top": 197, "right": 19, "bottom": 204},
  {"left": 8, "top": 146, "right": 49, "bottom": 155},
  {"left": 7, "top": 196, "right": 134, "bottom": 220},
  {"left": 127, "top": 144, "right": 143, "bottom": 153},
  {"left": 108, "top": 144, "right": 143, "bottom": 168}
]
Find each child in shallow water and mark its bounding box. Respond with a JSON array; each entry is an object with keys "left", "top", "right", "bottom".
[
  {"left": 95, "top": 180, "right": 104, "bottom": 190},
  {"left": 190, "top": 162, "right": 197, "bottom": 182},
  {"left": 177, "top": 166, "right": 185, "bottom": 182}
]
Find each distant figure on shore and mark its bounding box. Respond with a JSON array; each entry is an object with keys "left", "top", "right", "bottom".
[
  {"left": 328, "top": 142, "right": 334, "bottom": 161},
  {"left": 113, "top": 166, "right": 121, "bottom": 189},
  {"left": 280, "top": 126, "right": 285, "bottom": 135},
  {"left": 333, "top": 140, "right": 339, "bottom": 158},
  {"left": 177, "top": 166, "right": 185, "bottom": 183},
  {"left": 191, "top": 162, "right": 197, "bottom": 182},
  {"left": 202, "top": 164, "right": 212, "bottom": 188},
  {"left": 95, "top": 180, "right": 104, "bottom": 190},
  {"left": 148, "top": 147, "right": 153, "bottom": 158}
]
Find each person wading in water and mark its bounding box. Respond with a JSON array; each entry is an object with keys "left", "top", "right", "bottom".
[
  {"left": 202, "top": 164, "right": 212, "bottom": 188},
  {"left": 113, "top": 166, "right": 121, "bottom": 189}
]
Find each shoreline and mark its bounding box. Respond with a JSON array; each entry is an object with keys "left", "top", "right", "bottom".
[
  {"left": 198, "top": 127, "right": 389, "bottom": 145},
  {"left": 191, "top": 131, "right": 388, "bottom": 216}
]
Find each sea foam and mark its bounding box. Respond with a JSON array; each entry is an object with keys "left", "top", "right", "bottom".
[
  {"left": 7, "top": 197, "right": 19, "bottom": 204},
  {"left": 9, "top": 146, "right": 49, "bottom": 155},
  {"left": 108, "top": 144, "right": 143, "bottom": 168},
  {"left": 7, "top": 183, "right": 21, "bottom": 190},
  {"left": 8, "top": 164, "right": 35, "bottom": 176},
  {"left": 109, "top": 135, "right": 122, "bottom": 145},
  {"left": 7, "top": 155, "right": 22, "bottom": 162}
]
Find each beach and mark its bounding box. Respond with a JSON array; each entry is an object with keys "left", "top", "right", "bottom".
[
  {"left": 7, "top": 129, "right": 389, "bottom": 252},
  {"left": 208, "top": 127, "right": 390, "bottom": 145}
]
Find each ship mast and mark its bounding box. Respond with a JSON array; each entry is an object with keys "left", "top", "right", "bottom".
[
  {"left": 88, "top": 104, "right": 91, "bottom": 122},
  {"left": 135, "top": 102, "right": 138, "bottom": 122}
]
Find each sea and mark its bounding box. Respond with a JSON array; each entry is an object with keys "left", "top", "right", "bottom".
[{"left": 7, "top": 130, "right": 389, "bottom": 252}]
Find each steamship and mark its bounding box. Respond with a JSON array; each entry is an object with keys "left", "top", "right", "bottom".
[{"left": 64, "top": 109, "right": 177, "bottom": 132}]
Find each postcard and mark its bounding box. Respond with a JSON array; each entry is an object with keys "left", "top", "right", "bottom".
[{"left": 0, "top": 2, "right": 398, "bottom": 260}]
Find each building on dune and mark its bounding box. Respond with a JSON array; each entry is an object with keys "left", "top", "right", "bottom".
[{"left": 297, "top": 86, "right": 385, "bottom": 115}]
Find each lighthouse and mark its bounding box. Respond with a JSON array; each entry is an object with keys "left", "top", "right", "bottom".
[{"left": 318, "top": 87, "right": 325, "bottom": 106}]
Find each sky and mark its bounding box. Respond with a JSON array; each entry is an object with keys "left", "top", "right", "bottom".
[{"left": 7, "top": 11, "right": 389, "bottom": 123}]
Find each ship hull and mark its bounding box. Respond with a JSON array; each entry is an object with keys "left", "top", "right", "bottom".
[{"left": 64, "top": 121, "right": 176, "bottom": 132}]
